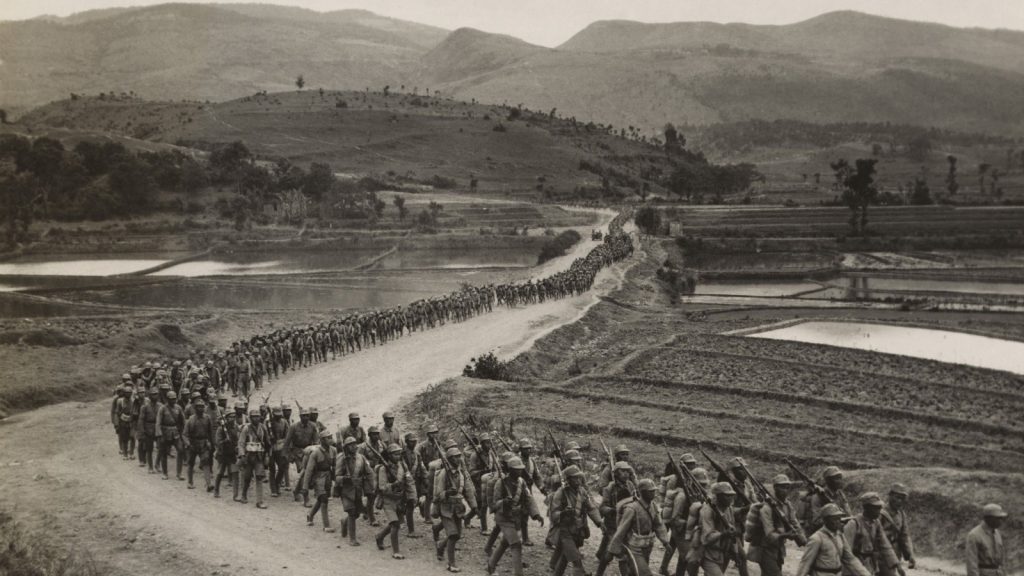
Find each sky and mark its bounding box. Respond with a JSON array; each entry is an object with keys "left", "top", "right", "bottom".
[{"left": 1, "top": 0, "right": 1022, "bottom": 47}]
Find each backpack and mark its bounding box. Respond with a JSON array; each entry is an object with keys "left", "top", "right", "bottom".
[
  {"left": 795, "top": 491, "right": 815, "bottom": 532},
  {"left": 743, "top": 501, "right": 767, "bottom": 544}
]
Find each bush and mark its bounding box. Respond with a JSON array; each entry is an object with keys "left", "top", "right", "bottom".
[
  {"left": 537, "top": 229, "right": 582, "bottom": 264},
  {"left": 463, "top": 352, "right": 514, "bottom": 381},
  {"left": 634, "top": 206, "right": 663, "bottom": 235},
  {"left": 428, "top": 175, "right": 457, "bottom": 189}
]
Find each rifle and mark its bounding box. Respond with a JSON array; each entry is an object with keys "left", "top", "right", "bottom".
[
  {"left": 491, "top": 430, "right": 514, "bottom": 453},
  {"left": 690, "top": 449, "right": 746, "bottom": 573},
  {"left": 599, "top": 438, "right": 637, "bottom": 499},
  {"left": 698, "top": 445, "right": 751, "bottom": 508},
  {"left": 293, "top": 397, "right": 303, "bottom": 415},
  {"left": 662, "top": 442, "right": 698, "bottom": 504},
  {"left": 431, "top": 435, "right": 456, "bottom": 479},
  {"left": 366, "top": 443, "right": 400, "bottom": 492},
  {"left": 785, "top": 459, "right": 830, "bottom": 503},
  {"left": 457, "top": 423, "right": 481, "bottom": 454},
  {"left": 547, "top": 429, "right": 567, "bottom": 470},
  {"left": 735, "top": 460, "right": 805, "bottom": 545}
]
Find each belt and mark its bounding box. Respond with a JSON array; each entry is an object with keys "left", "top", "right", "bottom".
[{"left": 814, "top": 568, "right": 842, "bottom": 574}]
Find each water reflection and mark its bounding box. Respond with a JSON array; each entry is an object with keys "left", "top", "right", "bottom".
[{"left": 750, "top": 321, "right": 1024, "bottom": 375}]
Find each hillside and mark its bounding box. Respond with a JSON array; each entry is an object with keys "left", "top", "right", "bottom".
[
  {"left": 0, "top": 3, "right": 447, "bottom": 113},
  {"left": 4, "top": 6, "right": 1024, "bottom": 136}
]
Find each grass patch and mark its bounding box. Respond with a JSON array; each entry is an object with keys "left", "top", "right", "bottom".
[{"left": 0, "top": 512, "right": 101, "bottom": 576}]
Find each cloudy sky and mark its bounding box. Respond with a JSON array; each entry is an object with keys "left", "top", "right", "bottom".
[{"left": 2, "top": 0, "right": 1021, "bottom": 46}]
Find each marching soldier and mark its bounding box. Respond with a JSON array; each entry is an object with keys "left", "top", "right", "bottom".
[
  {"left": 467, "top": 433, "right": 495, "bottom": 533},
  {"left": 486, "top": 456, "right": 544, "bottom": 576},
  {"left": 182, "top": 396, "right": 215, "bottom": 491},
  {"left": 286, "top": 407, "right": 319, "bottom": 506},
  {"left": 549, "top": 464, "right": 604, "bottom": 576},
  {"left": 748, "top": 474, "right": 808, "bottom": 576},
  {"left": 379, "top": 411, "right": 404, "bottom": 448},
  {"left": 880, "top": 484, "right": 915, "bottom": 570},
  {"left": 609, "top": 478, "right": 670, "bottom": 576},
  {"left": 966, "top": 504, "right": 1008, "bottom": 576},
  {"left": 517, "top": 438, "right": 545, "bottom": 547},
  {"left": 374, "top": 444, "right": 417, "bottom": 559},
  {"left": 303, "top": 429, "right": 337, "bottom": 532},
  {"left": 268, "top": 406, "right": 289, "bottom": 497},
  {"left": 155, "top": 390, "right": 185, "bottom": 481},
  {"left": 416, "top": 423, "right": 443, "bottom": 521},
  {"left": 401, "top": 433, "right": 425, "bottom": 538},
  {"left": 844, "top": 493, "right": 903, "bottom": 576},
  {"left": 337, "top": 412, "right": 366, "bottom": 446},
  {"left": 597, "top": 462, "right": 637, "bottom": 576},
  {"left": 699, "top": 482, "right": 747, "bottom": 576},
  {"left": 361, "top": 426, "right": 387, "bottom": 526},
  {"left": 796, "top": 504, "right": 871, "bottom": 576},
  {"left": 810, "top": 466, "right": 852, "bottom": 533},
  {"left": 598, "top": 444, "right": 636, "bottom": 485},
  {"left": 238, "top": 407, "right": 271, "bottom": 508},
  {"left": 214, "top": 401, "right": 244, "bottom": 500},
  {"left": 336, "top": 436, "right": 374, "bottom": 546},
  {"left": 434, "top": 446, "right": 477, "bottom": 573},
  {"left": 112, "top": 385, "right": 133, "bottom": 459}
]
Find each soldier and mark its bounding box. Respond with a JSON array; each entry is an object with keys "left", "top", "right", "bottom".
[
  {"left": 286, "top": 407, "right": 319, "bottom": 506},
  {"left": 402, "top": 433, "right": 425, "bottom": 538},
  {"left": 361, "top": 426, "right": 387, "bottom": 526},
  {"left": 726, "top": 457, "right": 760, "bottom": 511},
  {"left": 214, "top": 401, "right": 244, "bottom": 500},
  {"left": 374, "top": 444, "right": 417, "bottom": 559},
  {"left": 609, "top": 478, "right": 670, "bottom": 576},
  {"left": 237, "top": 407, "right": 270, "bottom": 508},
  {"left": 517, "top": 438, "right": 545, "bottom": 546},
  {"left": 337, "top": 412, "right": 367, "bottom": 446},
  {"left": 155, "top": 390, "right": 185, "bottom": 481},
  {"left": 699, "top": 482, "right": 746, "bottom": 576},
  {"left": 809, "top": 466, "right": 852, "bottom": 533},
  {"left": 880, "top": 484, "right": 915, "bottom": 571},
  {"left": 468, "top": 433, "right": 495, "bottom": 533},
  {"left": 434, "top": 446, "right": 477, "bottom": 573},
  {"left": 379, "top": 411, "right": 404, "bottom": 449},
  {"left": 112, "top": 385, "right": 133, "bottom": 459},
  {"left": 680, "top": 468, "right": 712, "bottom": 576},
  {"left": 748, "top": 474, "right": 808, "bottom": 576},
  {"left": 597, "top": 462, "right": 638, "bottom": 576},
  {"left": 303, "top": 429, "right": 337, "bottom": 532},
  {"left": 486, "top": 456, "right": 544, "bottom": 576},
  {"left": 183, "top": 397, "right": 215, "bottom": 491},
  {"left": 844, "top": 492, "right": 903, "bottom": 576},
  {"left": 658, "top": 453, "right": 698, "bottom": 576},
  {"left": 796, "top": 503, "right": 871, "bottom": 576},
  {"left": 483, "top": 452, "right": 515, "bottom": 556},
  {"left": 416, "top": 423, "right": 443, "bottom": 521},
  {"left": 336, "top": 436, "right": 373, "bottom": 546},
  {"left": 268, "top": 406, "right": 289, "bottom": 497},
  {"left": 549, "top": 464, "right": 604, "bottom": 576},
  {"left": 966, "top": 503, "right": 1008, "bottom": 576},
  {"left": 598, "top": 444, "right": 636, "bottom": 486}
]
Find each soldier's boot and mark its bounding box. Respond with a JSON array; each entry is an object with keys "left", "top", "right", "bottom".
[
  {"left": 552, "top": 554, "right": 568, "bottom": 576},
  {"left": 254, "top": 478, "right": 266, "bottom": 508},
  {"left": 176, "top": 450, "right": 185, "bottom": 481},
  {"left": 389, "top": 525, "right": 401, "bottom": 557},
  {"left": 203, "top": 465, "right": 213, "bottom": 492},
  {"left": 319, "top": 499, "right": 333, "bottom": 531},
  {"left": 432, "top": 521, "right": 445, "bottom": 544},
  {"left": 487, "top": 538, "right": 508, "bottom": 574},
  {"left": 405, "top": 506, "right": 419, "bottom": 537},
  {"left": 484, "top": 525, "right": 500, "bottom": 554},
  {"left": 445, "top": 535, "right": 460, "bottom": 571},
  {"left": 375, "top": 524, "right": 390, "bottom": 550},
  {"left": 303, "top": 491, "right": 311, "bottom": 508},
  {"left": 521, "top": 517, "right": 532, "bottom": 545},
  {"left": 659, "top": 543, "right": 676, "bottom": 576},
  {"left": 214, "top": 471, "right": 223, "bottom": 497},
  {"left": 240, "top": 474, "right": 250, "bottom": 503},
  {"left": 231, "top": 472, "right": 240, "bottom": 501},
  {"left": 347, "top": 514, "right": 360, "bottom": 546},
  {"left": 509, "top": 543, "right": 524, "bottom": 576},
  {"left": 595, "top": 557, "right": 610, "bottom": 576},
  {"left": 550, "top": 546, "right": 563, "bottom": 570},
  {"left": 187, "top": 465, "right": 195, "bottom": 488},
  {"left": 685, "top": 559, "right": 700, "bottom": 576}
]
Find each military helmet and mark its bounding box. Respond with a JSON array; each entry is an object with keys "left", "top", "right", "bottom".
[
  {"left": 443, "top": 439, "right": 459, "bottom": 450},
  {"left": 638, "top": 478, "right": 657, "bottom": 492},
  {"left": 478, "top": 432, "right": 492, "bottom": 442},
  {"left": 711, "top": 482, "right": 735, "bottom": 496},
  {"left": 679, "top": 453, "right": 697, "bottom": 465},
  {"left": 368, "top": 426, "right": 380, "bottom": 434},
  {"left": 820, "top": 503, "right": 845, "bottom": 518},
  {"left": 343, "top": 436, "right": 358, "bottom": 447},
  {"left": 859, "top": 492, "right": 884, "bottom": 507},
  {"left": 404, "top": 432, "right": 417, "bottom": 442},
  {"left": 348, "top": 412, "right": 360, "bottom": 420},
  {"left": 234, "top": 400, "right": 246, "bottom": 410},
  {"left": 518, "top": 438, "right": 534, "bottom": 449},
  {"left": 691, "top": 467, "right": 710, "bottom": 485},
  {"left": 562, "top": 465, "right": 584, "bottom": 478},
  {"left": 191, "top": 391, "right": 201, "bottom": 399},
  {"left": 613, "top": 444, "right": 630, "bottom": 455},
  {"left": 319, "top": 429, "right": 333, "bottom": 439},
  {"left": 309, "top": 407, "right": 319, "bottom": 414},
  {"left": 565, "top": 441, "right": 581, "bottom": 451},
  {"left": 388, "top": 443, "right": 403, "bottom": 454},
  {"left": 446, "top": 447, "right": 462, "bottom": 458},
  {"left": 121, "top": 373, "right": 131, "bottom": 380},
  {"left": 614, "top": 461, "right": 632, "bottom": 471},
  {"left": 281, "top": 404, "right": 292, "bottom": 411},
  {"left": 982, "top": 503, "right": 1008, "bottom": 518},
  {"left": 382, "top": 411, "right": 395, "bottom": 418},
  {"left": 822, "top": 466, "right": 843, "bottom": 479},
  {"left": 889, "top": 483, "right": 910, "bottom": 496},
  {"left": 159, "top": 382, "right": 171, "bottom": 390},
  {"left": 426, "top": 423, "right": 440, "bottom": 434},
  {"left": 771, "top": 474, "right": 797, "bottom": 487},
  {"left": 299, "top": 407, "right": 310, "bottom": 416},
  {"left": 166, "top": 391, "right": 177, "bottom": 400},
  {"left": 727, "top": 457, "right": 747, "bottom": 470},
  {"left": 172, "top": 360, "right": 180, "bottom": 367},
  {"left": 271, "top": 407, "right": 283, "bottom": 416},
  {"left": 564, "top": 449, "right": 581, "bottom": 461},
  {"left": 248, "top": 408, "right": 261, "bottom": 417},
  {"left": 148, "top": 388, "right": 159, "bottom": 396},
  {"left": 507, "top": 456, "right": 525, "bottom": 470}
]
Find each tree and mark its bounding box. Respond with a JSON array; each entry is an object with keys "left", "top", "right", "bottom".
[
  {"left": 909, "top": 177, "right": 933, "bottom": 205},
  {"left": 428, "top": 201, "right": 443, "bottom": 221},
  {"left": 109, "top": 156, "right": 158, "bottom": 213},
  {"left": 295, "top": 75, "right": 305, "bottom": 90},
  {"left": 0, "top": 160, "right": 35, "bottom": 246},
  {"left": 978, "top": 163, "right": 991, "bottom": 193},
  {"left": 303, "top": 162, "right": 335, "bottom": 202},
  {"left": 905, "top": 135, "right": 932, "bottom": 162},
  {"left": 945, "top": 155, "right": 959, "bottom": 195},
  {"left": 634, "top": 206, "right": 662, "bottom": 235},
  {"left": 832, "top": 158, "right": 878, "bottom": 235},
  {"left": 663, "top": 123, "right": 685, "bottom": 154},
  {"left": 373, "top": 196, "right": 386, "bottom": 219},
  {"left": 871, "top": 143, "right": 884, "bottom": 157},
  {"left": 392, "top": 195, "right": 407, "bottom": 221},
  {"left": 180, "top": 159, "right": 208, "bottom": 196},
  {"left": 0, "top": 109, "right": 6, "bottom": 124},
  {"left": 28, "top": 137, "right": 66, "bottom": 218}
]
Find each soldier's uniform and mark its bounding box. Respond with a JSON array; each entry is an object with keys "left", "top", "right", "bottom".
[
  {"left": 433, "top": 447, "right": 478, "bottom": 572},
  {"left": 844, "top": 493, "right": 901, "bottom": 576},
  {"left": 237, "top": 410, "right": 271, "bottom": 508},
  {"left": 138, "top": 391, "right": 160, "bottom": 472},
  {"left": 360, "top": 431, "right": 387, "bottom": 525},
  {"left": 609, "top": 479, "right": 669, "bottom": 576},
  {"left": 796, "top": 504, "right": 871, "bottom": 576},
  {"left": 336, "top": 437, "right": 374, "bottom": 545},
  {"left": 183, "top": 402, "right": 215, "bottom": 491},
  {"left": 155, "top": 391, "right": 185, "bottom": 480},
  {"left": 337, "top": 414, "right": 367, "bottom": 446},
  {"left": 809, "top": 467, "right": 852, "bottom": 533},
  {"left": 285, "top": 411, "right": 319, "bottom": 504},
  {"left": 303, "top": 430, "right": 337, "bottom": 531},
  {"left": 549, "top": 465, "right": 603, "bottom": 576},
  {"left": 748, "top": 475, "right": 808, "bottom": 576},
  {"left": 596, "top": 464, "right": 636, "bottom": 576},
  {"left": 374, "top": 444, "right": 417, "bottom": 557},
  {"left": 880, "top": 485, "right": 915, "bottom": 568},
  {"left": 966, "top": 504, "right": 1008, "bottom": 576},
  {"left": 214, "top": 408, "right": 242, "bottom": 500},
  {"left": 268, "top": 408, "right": 290, "bottom": 496},
  {"left": 699, "top": 483, "right": 743, "bottom": 576},
  {"left": 486, "top": 457, "right": 541, "bottom": 576}
]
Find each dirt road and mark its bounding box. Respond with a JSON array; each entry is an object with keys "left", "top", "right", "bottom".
[{"left": 0, "top": 217, "right": 632, "bottom": 576}]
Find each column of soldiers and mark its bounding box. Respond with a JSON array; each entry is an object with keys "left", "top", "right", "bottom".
[{"left": 107, "top": 388, "right": 1014, "bottom": 576}]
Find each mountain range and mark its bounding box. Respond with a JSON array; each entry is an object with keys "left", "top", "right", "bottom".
[{"left": 3, "top": 4, "right": 1024, "bottom": 135}]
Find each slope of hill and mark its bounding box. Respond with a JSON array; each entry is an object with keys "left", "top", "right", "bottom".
[
  {"left": 0, "top": 3, "right": 447, "bottom": 112},
  {"left": 421, "top": 27, "right": 546, "bottom": 84}
]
